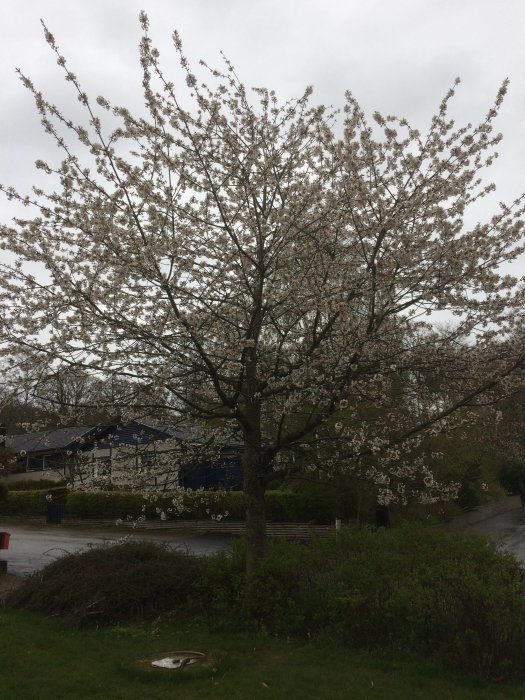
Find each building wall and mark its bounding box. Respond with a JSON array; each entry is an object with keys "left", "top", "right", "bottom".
[
  {"left": 1, "top": 469, "right": 65, "bottom": 484},
  {"left": 76, "top": 439, "right": 183, "bottom": 490}
]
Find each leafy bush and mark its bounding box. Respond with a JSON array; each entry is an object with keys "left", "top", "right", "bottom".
[
  {"left": 0, "top": 481, "right": 7, "bottom": 501},
  {"left": 0, "top": 489, "right": 49, "bottom": 516},
  {"left": 455, "top": 458, "right": 491, "bottom": 510},
  {"left": 315, "top": 527, "right": 525, "bottom": 679},
  {"left": 192, "top": 542, "right": 247, "bottom": 631},
  {"left": 282, "top": 475, "right": 377, "bottom": 523},
  {"left": 0, "top": 480, "right": 378, "bottom": 523},
  {"left": 197, "top": 526, "right": 525, "bottom": 680},
  {"left": 0, "top": 487, "right": 68, "bottom": 516},
  {"left": 6, "top": 479, "right": 66, "bottom": 491},
  {"left": 65, "top": 490, "right": 144, "bottom": 519},
  {"left": 239, "top": 539, "right": 325, "bottom": 635},
  {"left": 7, "top": 540, "right": 204, "bottom": 626},
  {"left": 64, "top": 488, "right": 338, "bottom": 522},
  {"left": 8, "top": 522, "right": 525, "bottom": 679},
  {"left": 498, "top": 458, "right": 525, "bottom": 500}
]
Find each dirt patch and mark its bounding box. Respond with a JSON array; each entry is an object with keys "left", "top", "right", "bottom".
[{"left": 0, "top": 574, "right": 25, "bottom": 602}]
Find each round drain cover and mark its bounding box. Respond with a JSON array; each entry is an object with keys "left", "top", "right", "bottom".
[
  {"left": 135, "top": 651, "right": 214, "bottom": 672},
  {"left": 152, "top": 652, "right": 204, "bottom": 669}
]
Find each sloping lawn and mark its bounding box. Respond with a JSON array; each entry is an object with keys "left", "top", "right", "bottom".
[{"left": 1, "top": 609, "right": 524, "bottom": 700}]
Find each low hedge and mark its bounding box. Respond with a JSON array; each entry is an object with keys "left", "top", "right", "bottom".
[
  {"left": 65, "top": 489, "right": 339, "bottom": 522},
  {"left": 0, "top": 490, "right": 49, "bottom": 516},
  {"left": 65, "top": 490, "right": 147, "bottom": 519},
  {"left": 0, "top": 487, "right": 68, "bottom": 516},
  {"left": 5, "top": 479, "right": 66, "bottom": 491},
  {"left": 0, "top": 487, "right": 342, "bottom": 522}
]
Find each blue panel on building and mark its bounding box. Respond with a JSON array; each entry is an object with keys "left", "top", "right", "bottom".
[{"left": 182, "top": 454, "right": 243, "bottom": 491}]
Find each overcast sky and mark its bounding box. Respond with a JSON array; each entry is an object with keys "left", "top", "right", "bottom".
[{"left": 1, "top": 0, "right": 525, "bottom": 242}]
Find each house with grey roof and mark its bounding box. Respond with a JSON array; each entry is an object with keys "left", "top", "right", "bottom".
[{"left": 1, "top": 419, "right": 243, "bottom": 489}]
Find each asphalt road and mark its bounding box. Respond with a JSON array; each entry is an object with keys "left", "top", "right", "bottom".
[
  {"left": 0, "top": 523, "right": 234, "bottom": 576},
  {"left": 469, "top": 506, "right": 525, "bottom": 561}
]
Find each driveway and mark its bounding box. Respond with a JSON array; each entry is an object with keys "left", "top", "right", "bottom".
[
  {"left": 469, "top": 505, "right": 525, "bottom": 561},
  {"left": 0, "top": 523, "right": 234, "bottom": 576}
]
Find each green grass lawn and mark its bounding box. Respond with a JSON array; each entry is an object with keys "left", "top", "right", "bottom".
[{"left": 1, "top": 609, "right": 524, "bottom": 700}]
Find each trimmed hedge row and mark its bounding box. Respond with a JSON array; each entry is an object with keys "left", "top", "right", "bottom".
[
  {"left": 0, "top": 487, "right": 67, "bottom": 516},
  {"left": 0, "top": 488, "right": 341, "bottom": 523},
  {"left": 4, "top": 479, "right": 67, "bottom": 491}
]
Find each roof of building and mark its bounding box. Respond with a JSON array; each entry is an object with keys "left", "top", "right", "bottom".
[
  {"left": 6, "top": 426, "right": 95, "bottom": 455},
  {"left": 137, "top": 417, "right": 203, "bottom": 442},
  {"left": 3, "top": 417, "right": 242, "bottom": 456}
]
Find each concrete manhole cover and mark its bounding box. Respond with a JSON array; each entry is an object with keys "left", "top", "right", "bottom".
[{"left": 135, "top": 651, "right": 215, "bottom": 672}]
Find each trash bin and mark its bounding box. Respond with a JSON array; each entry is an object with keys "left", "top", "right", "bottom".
[
  {"left": 0, "top": 532, "right": 10, "bottom": 549},
  {"left": 47, "top": 503, "right": 66, "bottom": 524}
]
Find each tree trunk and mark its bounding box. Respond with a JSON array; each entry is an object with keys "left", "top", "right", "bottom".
[{"left": 243, "top": 435, "right": 267, "bottom": 579}]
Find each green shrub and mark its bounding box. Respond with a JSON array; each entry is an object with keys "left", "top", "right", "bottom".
[
  {"left": 0, "top": 486, "right": 67, "bottom": 516},
  {"left": 0, "top": 482, "right": 345, "bottom": 522},
  {"left": 7, "top": 540, "right": 204, "bottom": 626},
  {"left": 283, "top": 475, "right": 377, "bottom": 523},
  {"left": 455, "top": 458, "right": 491, "bottom": 510},
  {"left": 6, "top": 479, "right": 66, "bottom": 491},
  {"left": 242, "top": 539, "right": 325, "bottom": 635},
  {"left": 196, "top": 526, "right": 525, "bottom": 680},
  {"left": 314, "top": 527, "right": 525, "bottom": 678},
  {"left": 0, "top": 481, "right": 7, "bottom": 501},
  {"left": 182, "top": 490, "right": 245, "bottom": 520},
  {"left": 9, "top": 521, "right": 525, "bottom": 679},
  {"left": 65, "top": 490, "right": 145, "bottom": 519},
  {"left": 264, "top": 490, "right": 330, "bottom": 522},
  {"left": 0, "top": 489, "right": 49, "bottom": 516},
  {"left": 498, "top": 458, "right": 525, "bottom": 500},
  {"left": 63, "top": 488, "right": 338, "bottom": 522},
  {"left": 180, "top": 489, "right": 339, "bottom": 523},
  {"left": 192, "top": 542, "right": 246, "bottom": 631},
  {"left": 194, "top": 537, "right": 323, "bottom": 635},
  {"left": 46, "top": 486, "right": 68, "bottom": 501}
]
